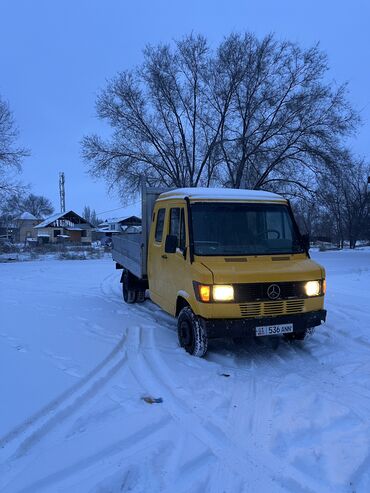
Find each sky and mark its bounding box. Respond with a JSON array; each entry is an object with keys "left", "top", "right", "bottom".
[{"left": 0, "top": 0, "right": 369, "bottom": 218}]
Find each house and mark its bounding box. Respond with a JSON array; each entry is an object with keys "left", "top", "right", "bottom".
[
  {"left": 0, "top": 219, "right": 16, "bottom": 242},
  {"left": 16, "top": 212, "right": 42, "bottom": 243},
  {"left": 95, "top": 201, "right": 141, "bottom": 239},
  {"left": 34, "top": 210, "right": 93, "bottom": 244},
  {"left": 97, "top": 214, "right": 141, "bottom": 234}
]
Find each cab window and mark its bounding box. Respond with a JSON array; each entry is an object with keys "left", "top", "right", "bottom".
[
  {"left": 169, "top": 208, "right": 186, "bottom": 251},
  {"left": 155, "top": 208, "right": 166, "bottom": 242}
]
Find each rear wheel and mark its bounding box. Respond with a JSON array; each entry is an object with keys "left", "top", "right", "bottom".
[
  {"left": 177, "top": 307, "right": 208, "bottom": 357},
  {"left": 136, "top": 290, "right": 146, "bottom": 303},
  {"left": 122, "top": 270, "right": 137, "bottom": 304}
]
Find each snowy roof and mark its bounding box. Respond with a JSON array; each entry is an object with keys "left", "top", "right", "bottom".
[
  {"left": 98, "top": 215, "right": 141, "bottom": 227},
  {"left": 157, "top": 187, "right": 286, "bottom": 202},
  {"left": 35, "top": 210, "right": 92, "bottom": 229},
  {"left": 115, "top": 214, "right": 141, "bottom": 223},
  {"left": 18, "top": 212, "right": 38, "bottom": 220},
  {"left": 100, "top": 201, "right": 141, "bottom": 222},
  {"left": 35, "top": 212, "right": 68, "bottom": 228}
]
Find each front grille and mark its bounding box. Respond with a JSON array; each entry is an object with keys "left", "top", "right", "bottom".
[
  {"left": 239, "top": 299, "right": 305, "bottom": 318},
  {"left": 235, "top": 281, "right": 306, "bottom": 302}
]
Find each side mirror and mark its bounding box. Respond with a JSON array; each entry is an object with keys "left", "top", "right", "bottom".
[
  {"left": 165, "top": 234, "right": 178, "bottom": 254},
  {"left": 301, "top": 233, "right": 310, "bottom": 251}
]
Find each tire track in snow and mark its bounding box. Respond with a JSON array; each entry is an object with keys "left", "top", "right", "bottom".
[
  {"left": 211, "top": 336, "right": 370, "bottom": 426},
  {"left": 102, "top": 267, "right": 370, "bottom": 490},
  {"left": 99, "top": 272, "right": 177, "bottom": 330},
  {"left": 128, "top": 324, "right": 334, "bottom": 493},
  {"left": 0, "top": 332, "right": 129, "bottom": 466},
  {"left": 273, "top": 342, "right": 370, "bottom": 423},
  {"left": 8, "top": 416, "right": 171, "bottom": 493},
  {"left": 325, "top": 304, "right": 370, "bottom": 353},
  {"left": 104, "top": 269, "right": 370, "bottom": 424}
]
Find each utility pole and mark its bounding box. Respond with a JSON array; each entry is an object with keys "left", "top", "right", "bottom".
[{"left": 59, "top": 172, "right": 65, "bottom": 213}]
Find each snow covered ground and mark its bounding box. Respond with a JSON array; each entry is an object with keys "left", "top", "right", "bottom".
[{"left": 1, "top": 250, "right": 370, "bottom": 492}]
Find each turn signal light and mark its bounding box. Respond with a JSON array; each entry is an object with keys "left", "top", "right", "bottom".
[{"left": 199, "top": 285, "right": 211, "bottom": 302}]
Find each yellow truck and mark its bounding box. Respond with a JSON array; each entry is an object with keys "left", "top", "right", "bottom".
[{"left": 112, "top": 186, "right": 326, "bottom": 357}]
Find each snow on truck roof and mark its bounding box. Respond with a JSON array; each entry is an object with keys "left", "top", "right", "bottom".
[{"left": 157, "top": 187, "right": 286, "bottom": 202}]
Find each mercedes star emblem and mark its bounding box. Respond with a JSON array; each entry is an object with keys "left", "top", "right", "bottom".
[{"left": 267, "top": 284, "right": 281, "bottom": 300}]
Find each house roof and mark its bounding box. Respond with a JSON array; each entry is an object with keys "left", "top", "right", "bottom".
[
  {"left": 100, "top": 201, "right": 141, "bottom": 223},
  {"left": 34, "top": 210, "right": 93, "bottom": 229},
  {"left": 116, "top": 214, "right": 141, "bottom": 223},
  {"left": 18, "top": 212, "right": 38, "bottom": 220},
  {"left": 157, "top": 188, "right": 286, "bottom": 203},
  {"left": 98, "top": 215, "right": 141, "bottom": 227}
]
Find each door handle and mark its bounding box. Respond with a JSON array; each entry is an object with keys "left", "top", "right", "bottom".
[{"left": 161, "top": 254, "right": 168, "bottom": 259}]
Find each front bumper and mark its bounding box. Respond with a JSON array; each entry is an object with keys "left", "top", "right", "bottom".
[{"left": 203, "top": 310, "right": 327, "bottom": 339}]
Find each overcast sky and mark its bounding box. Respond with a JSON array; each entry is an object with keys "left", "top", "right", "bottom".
[{"left": 1, "top": 0, "right": 369, "bottom": 217}]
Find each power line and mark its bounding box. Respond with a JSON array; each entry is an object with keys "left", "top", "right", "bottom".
[{"left": 96, "top": 199, "right": 141, "bottom": 216}]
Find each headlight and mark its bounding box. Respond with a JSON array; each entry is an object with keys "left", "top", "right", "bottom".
[
  {"left": 193, "top": 282, "right": 235, "bottom": 302},
  {"left": 305, "top": 280, "right": 320, "bottom": 297},
  {"left": 213, "top": 285, "right": 234, "bottom": 302}
]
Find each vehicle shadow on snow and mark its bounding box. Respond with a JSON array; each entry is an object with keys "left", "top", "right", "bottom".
[{"left": 205, "top": 333, "right": 316, "bottom": 369}]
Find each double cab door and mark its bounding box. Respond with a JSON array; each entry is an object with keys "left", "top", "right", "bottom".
[{"left": 148, "top": 201, "right": 188, "bottom": 315}]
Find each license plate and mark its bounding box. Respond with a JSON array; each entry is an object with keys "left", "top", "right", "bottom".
[{"left": 255, "top": 323, "right": 293, "bottom": 337}]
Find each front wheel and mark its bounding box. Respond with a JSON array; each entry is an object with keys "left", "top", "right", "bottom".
[
  {"left": 284, "top": 327, "right": 314, "bottom": 342},
  {"left": 177, "top": 307, "right": 208, "bottom": 357}
]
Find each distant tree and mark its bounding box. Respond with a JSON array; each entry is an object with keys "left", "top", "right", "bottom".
[
  {"left": 82, "top": 205, "right": 91, "bottom": 222},
  {"left": 0, "top": 96, "right": 29, "bottom": 202},
  {"left": 82, "top": 33, "right": 358, "bottom": 196},
  {"left": 22, "top": 194, "right": 54, "bottom": 218},
  {"left": 1, "top": 193, "right": 54, "bottom": 218},
  {"left": 82, "top": 205, "right": 100, "bottom": 226},
  {"left": 318, "top": 159, "right": 370, "bottom": 248}
]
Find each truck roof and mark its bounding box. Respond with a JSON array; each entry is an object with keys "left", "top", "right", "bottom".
[{"left": 157, "top": 187, "right": 286, "bottom": 203}]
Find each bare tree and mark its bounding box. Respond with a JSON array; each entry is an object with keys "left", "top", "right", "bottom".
[
  {"left": 82, "top": 34, "right": 241, "bottom": 192},
  {"left": 318, "top": 159, "right": 370, "bottom": 248},
  {"left": 215, "top": 34, "right": 358, "bottom": 191},
  {"left": 82, "top": 205, "right": 100, "bottom": 226},
  {"left": 82, "top": 33, "right": 359, "bottom": 196},
  {"left": 0, "top": 96, "right": 29, "bottom": 202},
  {"left": 1, "top": 193, "right": 54, "bottom": 219}
]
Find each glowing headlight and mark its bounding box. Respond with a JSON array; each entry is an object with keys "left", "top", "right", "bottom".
[
  {"left": 213, "top": 285, "right": 234, "bottom": 302},
  {"left": 305, "top": 280, "right": 320, "bottom": 297}
]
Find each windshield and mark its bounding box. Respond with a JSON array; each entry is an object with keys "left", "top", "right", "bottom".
[{"left": 191, "top": 202, "right": 305, "bottom": 256}]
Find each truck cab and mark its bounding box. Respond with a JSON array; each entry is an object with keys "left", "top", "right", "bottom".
[{"left": 113, "top": 187, "right": 326, "bottom": 357}]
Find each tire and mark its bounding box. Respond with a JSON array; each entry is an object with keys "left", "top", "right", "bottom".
[
  {"left": 136, "top": 290, "right": 146, "bottom": 303},
  {"left": 265, "top": 336, "right": 280, "bottom": 350},
  {"left": 254, "top": 335, "right": 280, "bottom": 349},
  {"left": 122, "top": 270, "right": 137, "bottom": 304},
  {"left": 284, "top": 330, "right": 308, "bottom": 342},
  {"left": 177, "top": 306, "right": 208, "bottom": 357}
]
